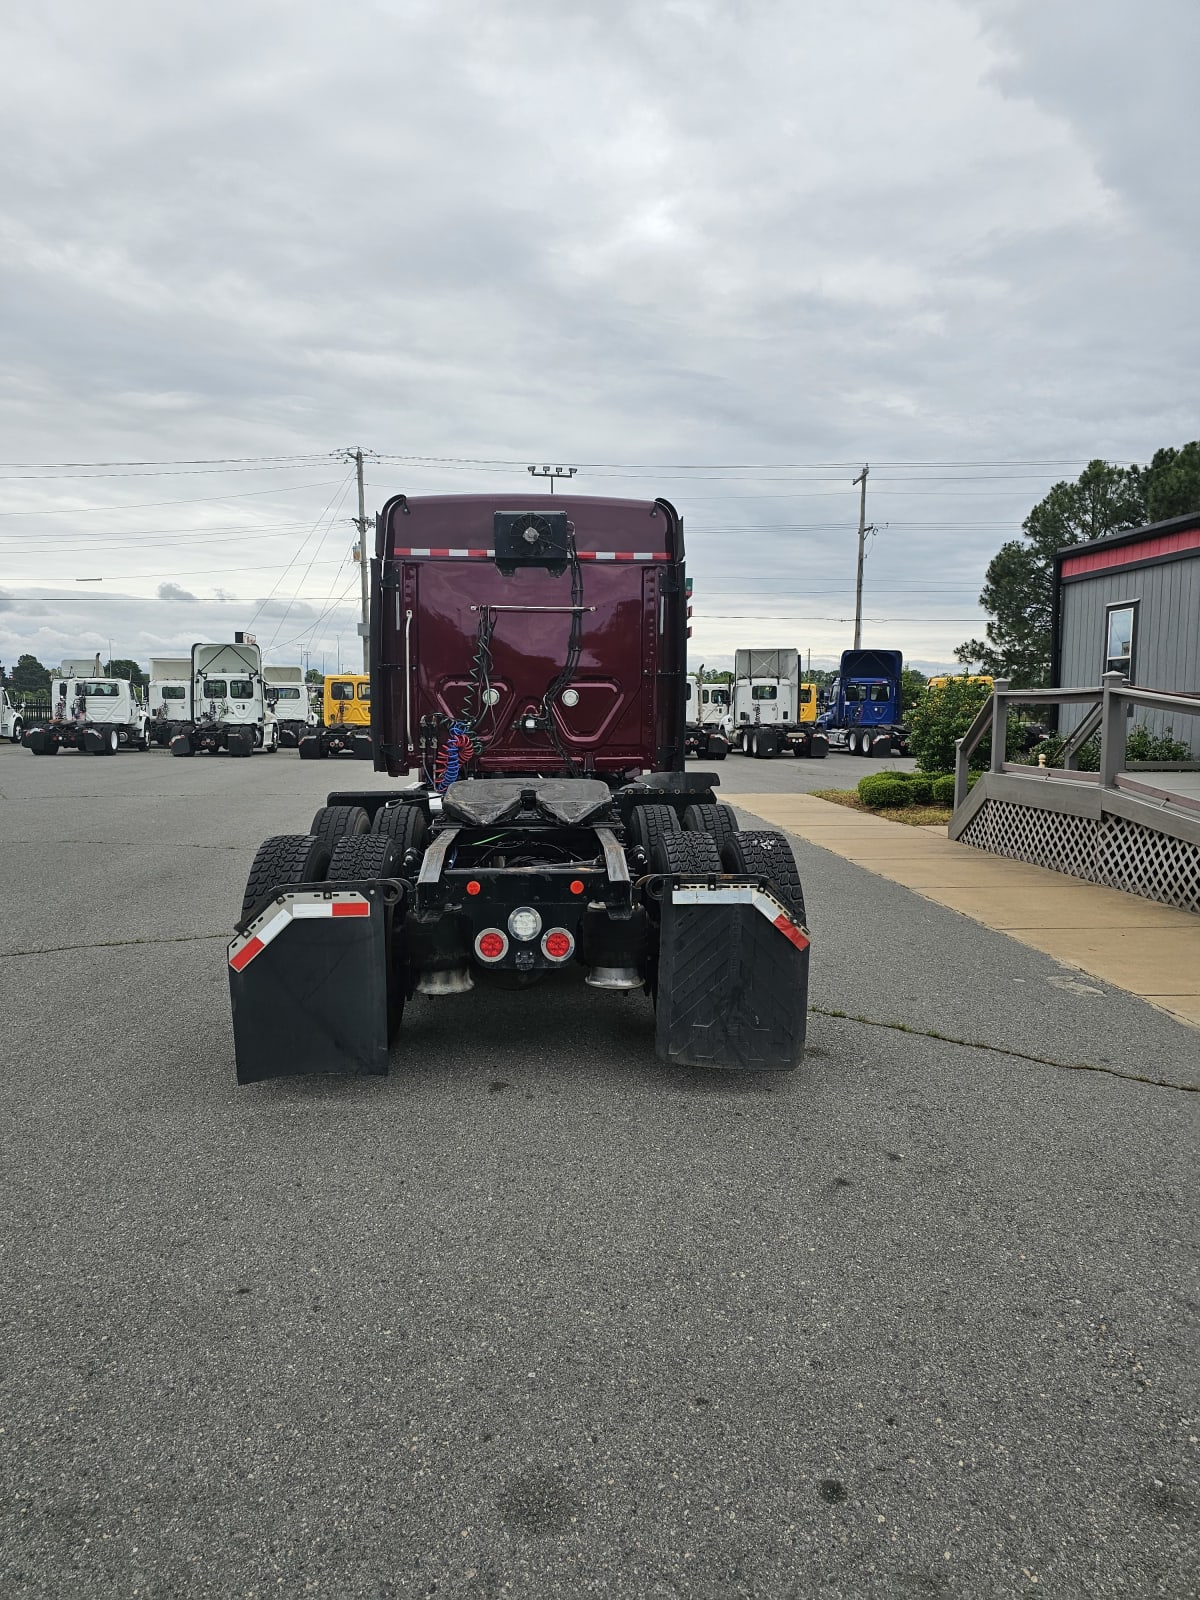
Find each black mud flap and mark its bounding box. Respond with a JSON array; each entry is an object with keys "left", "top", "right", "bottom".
[
  {"left": 228, "top": 884, "right": 396, "bottom": 1084},
  {"left": 655, "top": 881, "right": 810, "bottom": 1071}
]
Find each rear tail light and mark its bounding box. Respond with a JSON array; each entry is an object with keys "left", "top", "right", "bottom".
[
  {"left": 541, "top": 928, "right": 575, "bottom": 962},
  {"left": 474, "top": 929, "right": 508, "bottom": 963}
]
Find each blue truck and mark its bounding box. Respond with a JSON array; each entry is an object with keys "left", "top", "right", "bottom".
[{"left": 817, "top": 649, "right": 910, "bottom": 757}]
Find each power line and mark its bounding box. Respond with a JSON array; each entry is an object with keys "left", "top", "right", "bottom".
[
  {"left": 0, "top": 479, "right": 347, "bottom": 518},
  {"left": 0, "top": 452, "right": 333, "bottom": 469}
]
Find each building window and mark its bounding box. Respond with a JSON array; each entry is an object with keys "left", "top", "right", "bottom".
[{"left": 1104, "top": 602, "right": 1137, "bottom": 679}]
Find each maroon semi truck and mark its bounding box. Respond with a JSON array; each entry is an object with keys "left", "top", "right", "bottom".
[{"left": 228, "top": 493, "right": 810, "bottom": 1082}]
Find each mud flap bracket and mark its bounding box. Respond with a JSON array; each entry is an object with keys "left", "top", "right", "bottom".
[{"left": 654, "top": 879, "right": 810, "bottom": 1072}]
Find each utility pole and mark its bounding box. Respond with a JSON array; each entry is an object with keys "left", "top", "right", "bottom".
[
  {"left": 852, "top": 464, "right": 869, "bottom": 650},
  {"left": 353, "top": 448, "right": 370, "bottom": 671},
  {"left": 340, "top": 446, "right": 376, "bottom": 672}
]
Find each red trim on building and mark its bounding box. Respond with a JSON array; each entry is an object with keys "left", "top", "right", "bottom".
[{"left": 1061, "top": 524, "right": 1200, "bottom": 578}]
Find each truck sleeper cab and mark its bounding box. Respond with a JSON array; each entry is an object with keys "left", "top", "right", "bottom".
[{"left": 229, "top": 494, "right": 811, "bottom": 1084}]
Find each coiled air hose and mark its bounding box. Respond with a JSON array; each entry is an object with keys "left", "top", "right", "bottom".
[{"left": 434, "top": 721, "right": 476, "bottom": 792}]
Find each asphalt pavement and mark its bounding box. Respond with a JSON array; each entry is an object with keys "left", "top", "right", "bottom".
[{"left": 0, "top": 740, "right": 1195, "bottom": 1599}]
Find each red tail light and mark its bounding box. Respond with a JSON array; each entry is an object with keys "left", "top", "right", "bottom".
[
  {"left": 541, "top": 928, "right": 575, "bottom": 962},
  {"left": 475, "top": 929, "right": 508, "bottom": 962}
]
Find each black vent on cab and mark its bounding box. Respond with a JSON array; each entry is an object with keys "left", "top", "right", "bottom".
[{"left": 493, "top": 510, "right": 571, "bottom": 575}]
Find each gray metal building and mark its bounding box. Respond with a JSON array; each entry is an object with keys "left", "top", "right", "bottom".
[{"left": 1053, "top": 510, "right": 1200, "bottom": 750}]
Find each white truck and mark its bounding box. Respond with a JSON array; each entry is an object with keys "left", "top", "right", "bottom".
[
  {"left": 147, "top": 656, "right": 193, "bottom": 746},
  {"left": 1, "top": 687, "right": 23, "bottom": 744},
  {"left": 729, "top": 648, "right": 828, "bottom": 760},
  {"left": 683, "top": 673, "right": 731, "bottom": 761},
  {"left": 171, "top": 640, "right": 279, "bottom": 757},
  {"left": 263, "top": 665, "right": 314, "bottom": 747},
  {"left": 25, "top": 676, "right": 150, "bottom": 755}
]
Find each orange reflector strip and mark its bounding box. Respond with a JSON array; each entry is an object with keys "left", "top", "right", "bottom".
[
  {"left": 331, "top": 900, "right": 371, "bottom": 918},
  {"left": 229, "top": 936, "right": 265, "bottom": 973}
]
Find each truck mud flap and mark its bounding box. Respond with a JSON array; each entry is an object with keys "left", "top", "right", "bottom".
[
  {"left": 655, "top": 881, "right": 810, "bottom": 1072},
  {"left": 228, "top": 884, "right": 396, "bottom": 1084}
]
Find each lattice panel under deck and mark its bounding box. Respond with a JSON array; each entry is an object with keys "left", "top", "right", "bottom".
[{"left": 959, "top": 799, "right": 1200, "bottom": 914}]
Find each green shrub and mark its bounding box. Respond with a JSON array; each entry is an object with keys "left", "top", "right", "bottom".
[
  {"left": 1029, "top": 721, "right": 1190, "bottom": 771},
  {"left": 908, "top": 678, "right": 992, "bottom": 774},
  {"left": 931, "top": 773, "right": 956, "bottom": 806},
  {"left": 857, "top": 774, "right": 910, "bottom": 809},
  {"left": 905, "top": 774, "right": 934, "bottom": 804},
  {"left": 1125, "top": 725, "right": 1192, "bottom": 762}
]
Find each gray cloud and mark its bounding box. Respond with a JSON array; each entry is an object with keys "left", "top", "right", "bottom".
[
  {"left": 157, "top": 582, "right": 197, "bottom": 602},
  {"left": 0, "top": 0, "right": 1194, "bottom": 672}
]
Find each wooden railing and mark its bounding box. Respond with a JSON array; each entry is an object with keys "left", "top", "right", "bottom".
[{"left": 954, "top": 673, "right": 1200, "bottom": 810}]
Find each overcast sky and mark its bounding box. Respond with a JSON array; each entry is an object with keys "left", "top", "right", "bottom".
[{"left": 1, "top": 0, "right": 1195, "bottom": 678}]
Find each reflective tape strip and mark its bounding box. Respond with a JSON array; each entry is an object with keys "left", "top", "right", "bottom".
[
  {"left": 394, "top": 548, "right": 670, "bottom": 562},
  {"left": 578, "top": 551, "right": 669, "bottom": 561},
  {"left": 393, "top": 547, "right": 494, "bottom": 558},
  {"left": 671, "top": 884, "right": 810, "bottom": 952},
  {"left": 228, "top": 891, "right": 371, "bottom": 971}
]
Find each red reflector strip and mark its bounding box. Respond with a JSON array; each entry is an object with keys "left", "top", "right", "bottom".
[
  {"left": 394, "top": 547, "right": 494, "bottom": 558},
  {"left": 228, "top": 892, "right": 373, "bottom": 970},
  {"left": 772, "top": 913, "right": 810, "bottom": 952},
  {"left": 229, "top": 936, "right": 264, "bottom": 973},
  {"left": 577, "top": 551, "right": 669, "bottom": 561}
]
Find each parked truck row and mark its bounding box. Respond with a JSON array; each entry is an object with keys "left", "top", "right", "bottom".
[{"left": 18, "top": 644, "right": 377, "bottom": 758}]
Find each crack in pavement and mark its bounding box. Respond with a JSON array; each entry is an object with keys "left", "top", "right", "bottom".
[
  {"left": 4, "top": 839, "right": 244, "bottom": 849},
  {"left": 0, "top": 933, "right": 229, "bottom": 959},
  {"left": 813, "top": 1006, "right": 1198, "bottom": 1092}
]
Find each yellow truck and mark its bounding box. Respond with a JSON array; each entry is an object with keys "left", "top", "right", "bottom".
[
  {"left": 798, "top": 682, "right": 819, "bottom": 724},
  {"left": 298, "top": 674, "right": 373, "bottom": 760}
]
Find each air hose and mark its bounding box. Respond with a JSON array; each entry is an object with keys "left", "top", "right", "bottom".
[{"left": 434, "top": 721, "right": 476, "bottom": 792}]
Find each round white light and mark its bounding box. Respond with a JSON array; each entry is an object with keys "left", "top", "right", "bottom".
[
  {"left": 507, "top": 906, "right": 542, "bottom": 941},
  {"left": 561, "top": 688, "right": 579, "bottom": 707},
  {"left": 483, "top": 687, "right": 500, "bottom": 706}
]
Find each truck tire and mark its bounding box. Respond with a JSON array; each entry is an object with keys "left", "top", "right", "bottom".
[
  {"left": 10, "top": 719, "right": 21, "bottom": 744},
  {"left": 324, "top": 832, "right": 407, "bottom": 1041},
  {"left": 327, "top": 830, "right": 405, "bottom": 883},
  {"left": 628, "top": 803, "right": 681, "bottom": 857},
  {"left": 101, "top": 728, "right": 119, "bottom": 756},
  {"left": 309, "top": 803, "right": 371, "bottom": 855},
  {"left": 721, "top": 830, "right": 807, "bottom": 925},
  {"left": 682, "top": 802, "right": 738, "bottom": 854},
  {"left": 240, "top": 834, "right": 331, "bottom": 922},
  {"left": 752, "top": 730, "right": 775, "bottom": 760},
  {"left": 650, "top": 830, "right": 723, "bottom": 877},
  {"left": 372, "top": 801, "right": 429, "bottom": 859}
]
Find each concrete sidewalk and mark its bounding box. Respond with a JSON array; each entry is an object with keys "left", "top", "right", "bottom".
[{"left": 728, "top": 791, "right": 1200, "bottom": 1029}]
